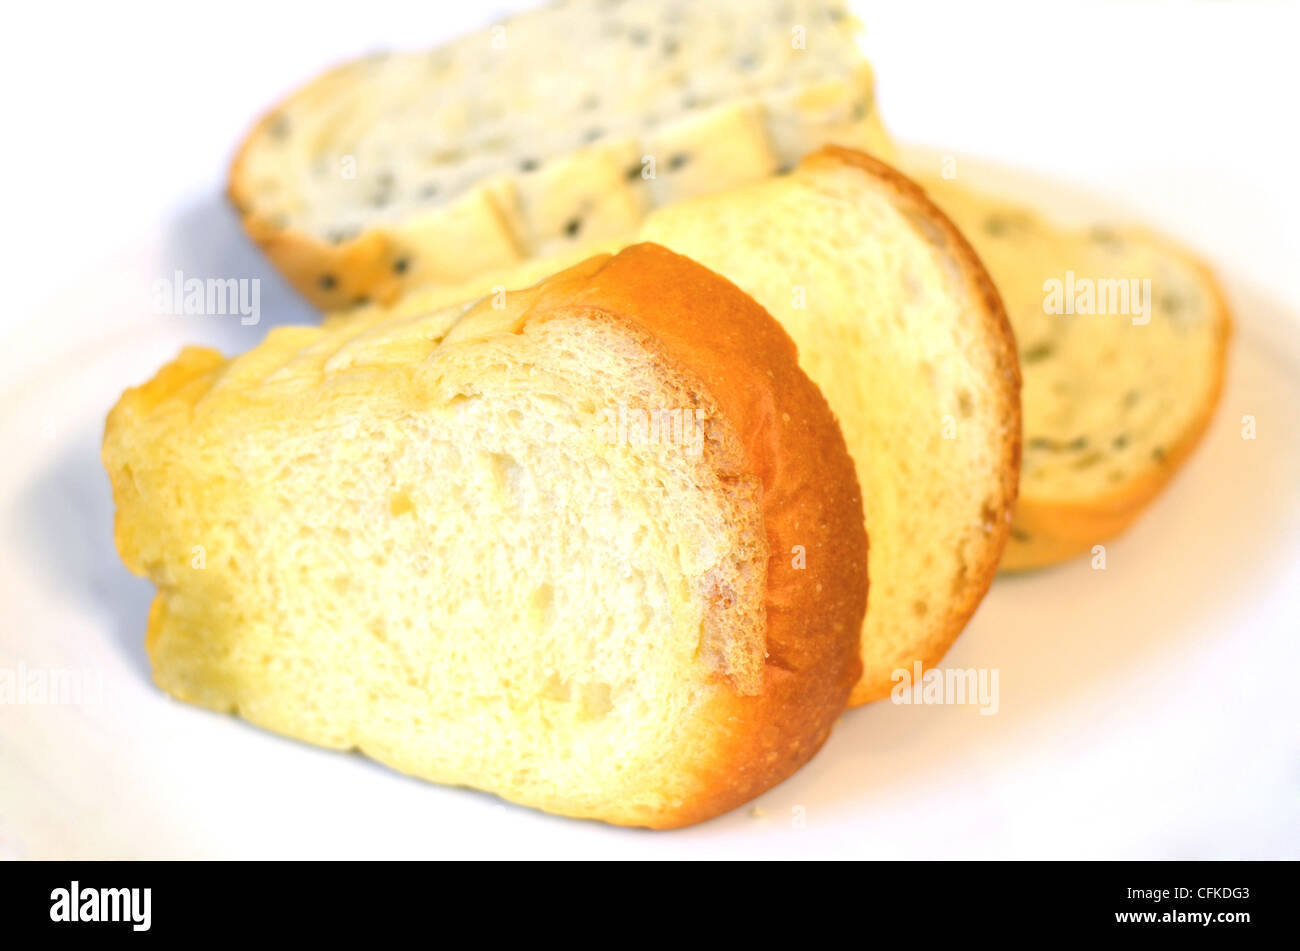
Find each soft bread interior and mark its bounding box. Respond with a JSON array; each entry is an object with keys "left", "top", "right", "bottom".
[
  {"left": 231, "top": 0, "right": 893, "bottom": 306},
  {"left": 329, "top": 151, "right": 1021, "bottom": 706},
  {"left": 641, "top": 157, "right": 1018, "bottom": 704},
  {"left": 105, "top": 259, "right": 777, "bottom": 824},
  {"left": 920, "top": 177, "right": 1230, "bottom": 569}
]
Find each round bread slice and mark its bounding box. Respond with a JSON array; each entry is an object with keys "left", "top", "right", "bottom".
[
  {"left": 227, "top": 0, "right": 892, "bottom": 310},
  {"left": 919, "top": 177, "right": 1232, "bottom": 570},
  {"left": 102, "top": 244, "right": 867, "bottom": 828},
  {"left": 326, "top": 149, "right": 1023, "bottom": 707}
]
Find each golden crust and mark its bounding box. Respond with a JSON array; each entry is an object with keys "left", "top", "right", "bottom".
[
  {"left": 1000, "top": 254, "right": 1232, "bottom": 572},
  {"left": 805, "top": 149, "right": 1021, "bottom": 706},
  {"left": 104, "top": 243, "right": 867, "bottom": 829},
  {"left": 319, "top": 146, "right": 1022, "bottom": 710},
  {"left": 544, "top": 244, "right": 867, "bottom": 827}
]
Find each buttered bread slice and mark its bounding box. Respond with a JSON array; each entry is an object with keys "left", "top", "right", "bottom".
[
  {"left": 229, "top": 0, "right": 892, "bottom": 309},
  {"left": 330, "top": 149, "right": 1023, "bottom": 707},
  {"left": 919, "top": 177, "right": 1231, "bottom": 570},
  {"left": 103, "top": 245, "right": 867, "bottom": 828}
]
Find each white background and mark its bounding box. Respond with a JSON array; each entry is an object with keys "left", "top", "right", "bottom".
[{"left": 1, "top": 0, "right": 1297, "bottom": 858}]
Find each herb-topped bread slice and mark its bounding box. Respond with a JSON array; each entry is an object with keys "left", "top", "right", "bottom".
[
  {"left": 229, "top": 0, "right": 892, "bottom": 310},
  {"left": 103, "top": 245, "right": 868, "bottom": 828},
  {"left": 328, "top": 149, "right": 1023, "bottom": 707},
  {"left": 918, "top": 176, "right": 1232, "bottom": 570}
]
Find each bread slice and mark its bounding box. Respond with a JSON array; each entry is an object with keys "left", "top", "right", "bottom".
[
  {"left": 228, "top": 0, "right": 892, "bottom": 310},
  {"left": 917, "top": 176, "right": 1232, "bottom": 570},
  {"left": 328, "top": 149, "right": 1022, "bottom": 707},
  {"left": 102, "top": 244, "right": 867, "bottom": 828}
]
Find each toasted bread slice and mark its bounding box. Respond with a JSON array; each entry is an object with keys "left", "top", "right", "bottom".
[
  {"left": 103, "top": 245, "right": 867, "bottom": 828},
  {"left": 329, "top": 149, "right": 1022, "bottom": 706},
  {"left": 229, "top": 0, "right": 892, "bottom": 309},
  {"left": 918, "top": 176, "right": 1232, "bottom": 570}
]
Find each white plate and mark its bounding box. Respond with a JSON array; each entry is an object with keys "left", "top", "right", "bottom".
[{"left": 2, "top": 1, "right": 1298, "bottom": 859}]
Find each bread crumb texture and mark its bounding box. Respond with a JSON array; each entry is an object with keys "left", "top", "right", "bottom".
[
  {"left": 103, "top": 245, "right": 866, "bottom": 827},
  {"left": 229, "top": 0, "right": 892, "bottom": 308},
  {"left": 329, "top": 150, "right": 1023, "bottom": 707},
  {"left": 921, "top": 177, "right": 1231, "bottom": 570}
]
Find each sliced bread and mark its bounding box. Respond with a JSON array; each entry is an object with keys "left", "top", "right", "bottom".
[
  {"left": 231, "top": 0, "right": 1224, "bottom": 577},
  {"left": 102, "top": 244, "right": 868, "bottom": 828},
  {"left": 917, "top": 176, "right": 1232, "bottom": 570},
  {"left": 229, "top": 0, "right": 892, "bottom": 309},
  {"left": 330, "top": 149, "right": 1023, "bottom": 706}
]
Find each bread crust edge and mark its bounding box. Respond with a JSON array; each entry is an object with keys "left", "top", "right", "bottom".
[
  {"left": 804, "top": 148, "right": 1023, "bottom": 707},
  {"left": 557, "top": 244, "right": 868, "bottom": 827},
  {"left": 1000, "top": 252, "right": 1233, "bottom": 572},
  {"left": 103, "top": 244, "right": 868, "bottom": 830}
]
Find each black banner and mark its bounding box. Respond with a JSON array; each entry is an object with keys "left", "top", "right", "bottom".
[{"left": 0, "top": 860, "right": 1284, "bottom": 938}]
